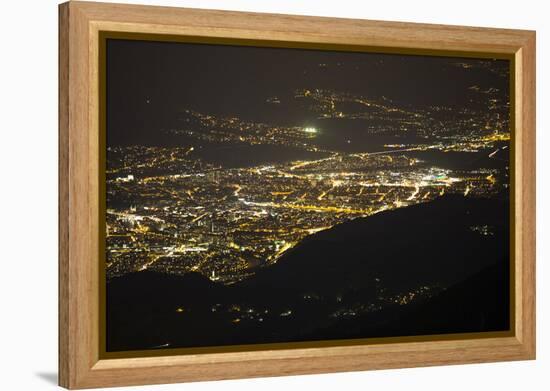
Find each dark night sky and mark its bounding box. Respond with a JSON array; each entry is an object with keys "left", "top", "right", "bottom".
[{"left": 106, "top": 38, "right": 509, "bottom": 146}]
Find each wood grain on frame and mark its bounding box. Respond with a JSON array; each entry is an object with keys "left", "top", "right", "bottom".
[{"left": 59, "top": 1, "right": 536, "bottom": 389}]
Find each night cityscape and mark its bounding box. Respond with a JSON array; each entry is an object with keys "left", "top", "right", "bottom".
[{"left": 105, "top": 39, "right": 511, "bottom": 352}]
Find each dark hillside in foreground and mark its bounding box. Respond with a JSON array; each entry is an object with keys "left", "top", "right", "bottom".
[{"left": 107, "top": 194, "right": 510, "bottom": 352}]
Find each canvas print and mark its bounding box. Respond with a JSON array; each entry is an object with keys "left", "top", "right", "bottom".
[{"left": 105, "top": 38, "right": 511, "bottom": 353}]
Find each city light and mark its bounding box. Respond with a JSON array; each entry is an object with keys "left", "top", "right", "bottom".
[{"left": 106, "top": 87, "right": 510, "bottom": 285}]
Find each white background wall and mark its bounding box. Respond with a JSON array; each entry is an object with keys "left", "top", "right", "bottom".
[{"left": 0, "top": 0, "right": 546, "bottom": 389}]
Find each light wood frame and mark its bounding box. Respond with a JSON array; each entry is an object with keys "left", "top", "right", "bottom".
[{"left": 59, "top": 1, "right": 536, "bottom": 389}]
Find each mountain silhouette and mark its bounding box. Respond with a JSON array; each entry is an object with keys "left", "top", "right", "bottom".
[{"left": 107, "top": 194, "right": 510, "bottom": 352}]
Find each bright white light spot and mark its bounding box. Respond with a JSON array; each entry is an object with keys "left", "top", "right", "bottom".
[{"left": 303, "top": 127, "right": 317, "bottom": 134}]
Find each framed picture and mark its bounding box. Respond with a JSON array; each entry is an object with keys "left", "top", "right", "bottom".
[{"left": 59, "top": 1, "right": 536, "bottom": 389}]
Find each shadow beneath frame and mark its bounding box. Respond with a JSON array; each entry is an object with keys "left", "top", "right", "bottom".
[{"left": 35, "top": 372, "right": 58, "bottom": 386}]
